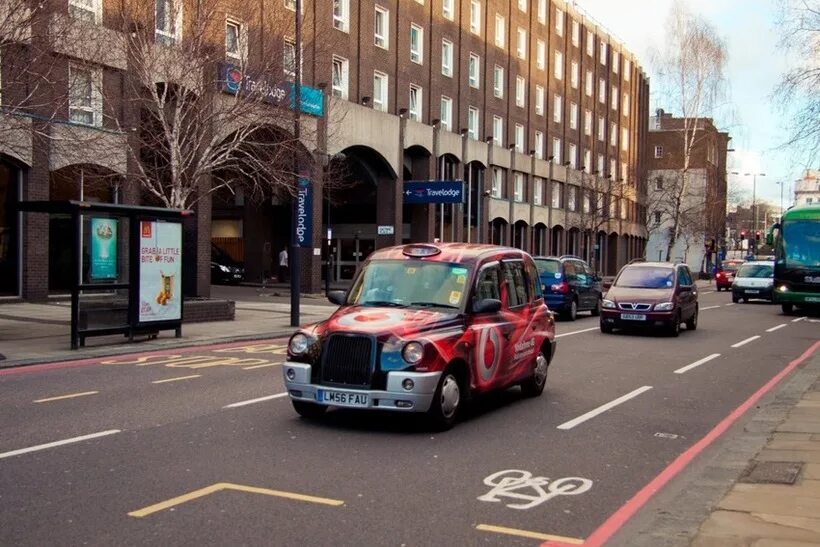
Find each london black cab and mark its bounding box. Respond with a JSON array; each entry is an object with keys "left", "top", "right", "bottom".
[
  {"left": 282, "top": 243, "right": 556, "bottom": 429},
  {"left": 599, "top": 261, "right": 699, "bottom": 336}
]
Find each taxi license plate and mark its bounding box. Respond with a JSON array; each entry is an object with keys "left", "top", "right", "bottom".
[
  {"left": 621, "top": 313, "right": 646, "bottom": 321},
  {"left": 318, "top": 389, "right": 368, "bottom": 407},
  {"left": 746, "top": 289, "right": 759, "bottom": 294}
]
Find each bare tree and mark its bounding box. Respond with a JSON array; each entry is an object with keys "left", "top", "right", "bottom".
[
  {"left": 650, "top": 1, "right": 728, "bottom": 261},
  {"left": 774, "top": 0, "right": 820, "bottom": 167}
]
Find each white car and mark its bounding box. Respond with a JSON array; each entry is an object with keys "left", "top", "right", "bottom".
[{"left": 732, "top": 261, "right": 774, "bottom": 303}]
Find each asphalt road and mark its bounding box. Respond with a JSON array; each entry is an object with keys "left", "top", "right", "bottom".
[{"left": 1, "top": 290, "right": 818, "bottom": 546}]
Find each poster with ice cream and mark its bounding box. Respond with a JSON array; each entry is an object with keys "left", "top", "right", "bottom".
[{"left": 139, "top": 220, "right": 182, "bottom": 323}]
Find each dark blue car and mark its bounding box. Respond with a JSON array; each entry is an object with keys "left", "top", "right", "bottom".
[{"left": 533, "top": 255, "right": 603, "bottom": 321}]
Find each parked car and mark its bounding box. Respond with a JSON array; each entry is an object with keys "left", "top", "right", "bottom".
[
  {"left": 283, "top": 243, "right": 556, "bottom": 430},
  {"left": 533, "top": 255, "right": 603, "bottom": 320},
  {"left": 600, "top": 261, "right": 699, "bottom": 336},
  {"left": 715, "top": 259, "right": 744, "bottom": 291},
  {"left": 732, "top": 260, "right": 774, "bottom": 303},
  {"left": 210, "top": 244, "right": 245, "bottom": 285}
]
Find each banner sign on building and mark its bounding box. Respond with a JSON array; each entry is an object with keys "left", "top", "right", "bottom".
[
  {"left": 295, "top": 177, "right": 312, "bottom": 248},
  {"left": 403, "top": 180, "right": 465, "bottom": 204},
  {"left": 90, "top": 218, "right": 118, "bottom": 280},
  {"left": 139, "top": 221, "right": 182, "bottom": 323},
  {"left": 220, "top": 64, "right": 324, "bottom": 117}
]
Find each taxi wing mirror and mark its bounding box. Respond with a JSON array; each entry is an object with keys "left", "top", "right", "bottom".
[
  {"left": 327, "top": 290, "right": 347, "bottom": 306},
  {"left": 473, "top": 298, "right": 502, "bottom": 314}
]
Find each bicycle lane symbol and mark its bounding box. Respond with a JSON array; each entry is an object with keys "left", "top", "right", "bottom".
[{"left": 477, "top": 469, "right": 593, "bottom": 510}]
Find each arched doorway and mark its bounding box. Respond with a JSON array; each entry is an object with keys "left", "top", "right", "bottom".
[
  {"left": 465, "top": 161, "right": 486, "bottom": 243},
  {"left": 607, "top": 232, "right": 619, "bottom": 275},
  {"left": 567, "top": 227, "right": 580, "bottom": 256},
  {"left": 404, "top": 145, "right": 433, "bottom": 245},
  {"left": 435, "top": 153, "right": 460, "bottom": 242},
  {"left": 551, "top": 224, "right": 564, "bottom": 255},
  {"left": 513, "top": 220, "right": 528, "bottom": 250},
  {"left": 533, "top": 223, "right": 548, "bottom": 256},
  {"left": 0, "top": 156, "right": 24, "bottom": 296},
  {"left": 489, "top": 217, "right": 508, "bottom": 245}
]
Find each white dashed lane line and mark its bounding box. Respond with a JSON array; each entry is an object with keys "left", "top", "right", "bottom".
[
  {"left": 674, "top": 353, "right": 721, "bottom": 374},
  {"left": 766, "top": 324, "right": 788, "bottom": 333},
  {"left": 557, "top": 386, "right": 653, "bottom": 430},
  {"left": 792, "top": 317, "right": 807, "bottom": 323},
  {"left": 731, "top": 335, "right": 761, "bottom": 348},
  {"left": 223, "top": 393, "right": 288, "bottom": 409},
  {"left": 0, "top": 430, "right": 122, "bottom": 460},
  {"left": 700, "top": 305, "right": 721, "bottom": 311},
  {"left": 555, "top": 327, "right": 600, "bottom": 338}
]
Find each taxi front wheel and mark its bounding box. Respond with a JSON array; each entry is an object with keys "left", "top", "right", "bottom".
[
  {"left": 292, "top": 400, "right": 327, "bottom": 420},
  {"left": 520, "top": 353, "right": 548, "bottom": 397},
  {"left": 428, "top": 371, "right": 461, "bottom": 430}
]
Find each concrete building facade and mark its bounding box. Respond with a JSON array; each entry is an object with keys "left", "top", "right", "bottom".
[{"left": 794, "top": 169, "right": 820, "bottom": 207}]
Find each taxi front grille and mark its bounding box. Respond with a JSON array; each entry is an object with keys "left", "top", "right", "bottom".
[{"left": 320, "top": 334, "right": 375, "bottom": 387}]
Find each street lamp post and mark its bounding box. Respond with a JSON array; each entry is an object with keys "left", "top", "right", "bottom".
[{"left": 730, "top": 171, "right": 766, "bottom": 241}]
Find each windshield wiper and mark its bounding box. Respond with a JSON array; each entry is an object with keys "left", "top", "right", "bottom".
[
  {"left": 409, "top": 302, "right": 460, "bottom": 309},
  {"left": 360, "top": 300, "right": 407, "bottom": 307}
]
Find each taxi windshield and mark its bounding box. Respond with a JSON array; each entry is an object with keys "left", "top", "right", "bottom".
[
  {"left": 736, "top": 264, "right": 773, "bottom": 278},
  {"left": 348, "top": 260, "right": 470, "bottom": 309}
]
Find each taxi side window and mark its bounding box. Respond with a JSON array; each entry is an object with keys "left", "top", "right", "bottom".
[
  {"left": 503, "top": 261, "right": 530, "bottom": 308},
  {"left": 526, "top": 260, "right": 542, "bottom": 299},
  {"left": 574, "top": 261, "right": 588, "bottom": 284},
  {"left": 563, "top": 261, "right": 576, "bottom": 282},
  {"left": 474, "top": 265, "right": 501, "bottom": 305}
]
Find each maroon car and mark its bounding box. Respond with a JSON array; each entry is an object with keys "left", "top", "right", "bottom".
[{"left": 600, "top": 261, "right": 699, "bottom": 336}]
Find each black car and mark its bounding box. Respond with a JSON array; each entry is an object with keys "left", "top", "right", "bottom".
[
  {"left": 211, "top": 244, "right": 244, "bottom": 285},
  {"left": 533, "top": 255, "right": 603, "bottom": 320}
]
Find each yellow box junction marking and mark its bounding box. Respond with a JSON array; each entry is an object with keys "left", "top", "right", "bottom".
[
  {"left": 476, "top": 524, "right": 584, "bottom": 544},
  {"left": 152, "top": 375, "right": 201, "bottom": 384},
  {"left": 214, "top": 343, "right": 288, "bottom": 355},
  {"left": 102, "top": 354, "right": 272, "bottom": 369},
  {"left": 242, "top": 363, "right": 281, "bottom": 370},
  {"left": 128, "top": 482, "right": 344, "bottom": 518},
  {"left": 34, "top": 391, "right": 99, "bottom": 404}
]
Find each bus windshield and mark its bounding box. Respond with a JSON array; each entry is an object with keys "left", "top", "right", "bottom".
[{"left": 783, "top": 220, "right": 820, "bottom": 267}]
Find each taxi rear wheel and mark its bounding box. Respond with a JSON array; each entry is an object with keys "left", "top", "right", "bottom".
[
  {"left": 428, "top": 371, "right": 462, "bottom": 430},
  {"left": 521, "top": 352, "right": 549, "bottom": 397},
  {"left": 292, "top": 400, "right": 327, "bottom": 420}
]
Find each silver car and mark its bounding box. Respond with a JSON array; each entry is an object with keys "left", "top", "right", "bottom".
[{"left": 732, "top": 261, "right": 774, "bottom": 303}]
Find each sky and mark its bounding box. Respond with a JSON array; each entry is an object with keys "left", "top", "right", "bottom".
[{"left": 574, "top": 0, "right": 804, "bottom": 210}]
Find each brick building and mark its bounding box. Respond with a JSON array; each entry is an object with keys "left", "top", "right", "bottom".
[
  {"left": 645, "top": 109, "right": 730, "bottom": 273},
  {"left": 0, "top": 0, "right": 650, "bottom": 300}
]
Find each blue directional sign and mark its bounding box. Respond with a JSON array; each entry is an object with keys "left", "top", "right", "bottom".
[{"left": 403, "top": 180, "right": 464, "bottom": 204}]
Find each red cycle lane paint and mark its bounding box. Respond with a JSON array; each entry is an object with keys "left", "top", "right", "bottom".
[
  {"left": 545, "top": 339, "right": 820, "bottom": 547},
  {"left": 0, "top": 337, "right": 289, "bottom": 377}
]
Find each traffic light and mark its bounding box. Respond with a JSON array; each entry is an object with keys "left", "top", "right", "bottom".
[
  {"left": 740, "top": 230, "right": 746, "bottom": 240},
  {"left": 755, "top": 231, "right": 761, "bottom": 241}
]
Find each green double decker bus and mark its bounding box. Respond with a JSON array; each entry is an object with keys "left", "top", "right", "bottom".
[{"left": 768, "top": 205, "right": 820, "bottom": 314}]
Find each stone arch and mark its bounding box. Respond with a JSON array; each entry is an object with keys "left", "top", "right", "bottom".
[
  {"left": 489, "top": 217, "right": 508, "bottom": 246},
  {"left": 551, "top": 224, "right": 565, "bottom": 255},
  {"left": 532, "top": 222, "right": 548, "bottom": 256},
  {"left": 513, "top": 220, "right": 528, "bottom": 250}
]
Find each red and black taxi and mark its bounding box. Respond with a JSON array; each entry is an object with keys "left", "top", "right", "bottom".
[{"left": 283, "top": 243, "right": 557, "bottom": 429}]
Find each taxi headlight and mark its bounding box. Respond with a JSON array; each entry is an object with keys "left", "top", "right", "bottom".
[
  {"left": 778, "top": 284, "right": 789, "bottom": 292},
  {"left": 402, "top": 341, "right": 424, "bottom": 364},
  {"left": 601, "top": 299, "right": 616, "bottom": 309},
  {"left": 654, "top": 302, "right": 674, "bottom": 311},
  {"left": 288, "top": 333, "right": 310, "bottom": 355}
]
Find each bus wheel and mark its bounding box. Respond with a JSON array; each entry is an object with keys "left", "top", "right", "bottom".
[{"left": 781, "top": 303, "right": 794, "bottom": 315}]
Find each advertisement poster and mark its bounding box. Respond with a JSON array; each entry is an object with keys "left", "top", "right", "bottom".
[
  {"left": 90, "top": 218, "right": 118, "bottom": 280},
  {"left": 139, "top": 221, "right": 182, "bottom": 323}
]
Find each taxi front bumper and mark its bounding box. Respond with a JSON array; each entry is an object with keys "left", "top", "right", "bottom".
[{"left": 282, "top": 362, "right": 442, "bottom": 413}]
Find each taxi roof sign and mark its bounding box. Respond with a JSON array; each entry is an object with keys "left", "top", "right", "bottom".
[{"left": 402, "top": 244, "right": 442, "bottom": 258}]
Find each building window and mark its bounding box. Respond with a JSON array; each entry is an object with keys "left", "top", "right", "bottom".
[
  {"left": 534, "top": 177, "right": 543, "bottom": 205},
  {"left": 610, "top": 123, "right": 617, "bottom": 146},
  {"left": 655, "top": 177, "right": 663, "bottom": 190},
  {"left": 584, "top": 109, "right": 592, "bottom": 136},
  {"left": 553, "top": 50, "right": 563, "bottom": 80},
  {"left": 598, "top": 116, "right": 605, "bottom": 141},
  {"left": 624, "top": 59, "right": 631, "bottom": 81},
  {"left": 514, "top": 172, "right": 524, "bottom": 201},
  {"left": 535, "top": 131, "right": 544, "bottom": 159},
  {"left": 584, "top": 149, "right": 591, "bottom": 173},
  {"left": 409, "top": 85, "right": 422, "bottom": 121},
  {"left": 493, "top": 65, "right": 504, "bottom": 98},
  {"left": 155, "top": 0, "right": 182, "bottom": 45},
  {"left": 69, "top": 0, "right": 101, "bottom": 24},
  {"left": 331, "top": 56, "right": 349, "bottom": 99},
  {"left": 515, "top": 124, "right": 524, "bottom": 153},
  {"left": 517, "top": 0, "right": 527, "bottom": 13},
  {"left": 623, "top": 93, "right": 630, "bottom": 116},
  {"left": 536, "top": 40, "right": 546, "bottom": 70},
  {"left": 493, "top": 116, "right": 504, "bottom": 147},
  {"left": 68, "top": 63, "right": 101, "bottom": 127},
  {"left": 492, "top": 167, "right": 503, "bottom": 198},
  {"left": 333, "top": 0, "right": 350, "bottom": 32},
  {"left": 586, "top": 29, "right": 594, "bottom": 56},
  {"left": 570, "top": 61, "right": 579, "bottom": 89},
  {"left": 443, "top": 0, "right": 454, "bottom": 20},
  {"left": 568, "top": 143, "right": 577, "bottom": 169},
  {"left": 569, "top": 102, "right": 578, "bottom": 130},
  {"left": 553, "top": 94, "right": 562, "bottom": 123},
  {"left": 611, "top": 85, "right": 619, "bottom": 110},
  {"left": 516, "top": 28, "right": 527, "bottom": 59},
  {"left": 440, "top": 96, "right": 453, "bottom": 131},
  {"left": 598, "top": 153, "right": 604, "bottom": 175},
  {"left": 585, "top": 70, "right": 593, "bottom": 96},
  {"left": 374, "top": 6, "right": 389, "bottom": 49},
  {"left": 410, "top": 24, "right": 423, "bottom": 64},
  {"left": 538, "top": 0, "right": 547, "bottom": 23},
  {"left": 654, "top": 145, "right": 663, "bottom": 158},
  {"left": 555, "top": 7, "right": 563, "bottom": 36},
  {"left": 621, "top": 162, "right": 628, "bottom": 183},
  {"left": 552, "top": 181, "right": 563, "bottom": 208},
  {"left": 470, "top": 0, "right": 481, "bottom": 35},
  {"left": 284, "top": 0, "right": 302, "bottom": 11},
  {"left": 610, "top": 159, "right": 617, "bottom": 180},
  {"left": 613, "top": 51, "right": 620, "bottom": 73},
  {"left": 552, "top": 138, "right": 561, "bottom": 164},
  {"left": 441, "top": 40, "right": 453, "bottom": 77},
  {"left": 571, "top": 20, "right": 580, "bottom": 47},
  {"left": 654, "top": 211, "right": 662, "bottom": 224},
  {"left": 468, "top": 53, "right": 480, "bottom": 88},
  {"left": 468, "top": 106, "right": 479, "bottom": 140},
  {"left": 225, "top": 18, "right": 246, "bottom": 60},
  {"left": 495, "top": 15, "right": 505, "bottom": 48},
  {"left": 600, "top": 41, "right": 608, "bottom": 63},
  {"left": 568, "top": 185, "right": 577, "bottom": 211},
  {"left": 535, "top": 85, "right": 544, "bottom": 115},
  {"left": 599, "top": 78, "right": 606, "bottom": 103},
  {"left": 622, "top": 128, "right": 629, "bottom": 151},
  {"left": 515, "top": 76, "right": 525, "bottom": 108},
  {"left": 283, "top": 39, "right": 297, "bottom": 79},
  {"left": 373, "top": 71, "right": 388, "bottom": 112}
]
